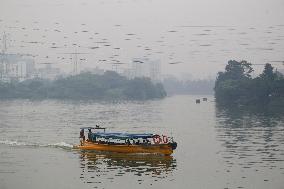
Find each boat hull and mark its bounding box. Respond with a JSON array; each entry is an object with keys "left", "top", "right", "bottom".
[{"left": 73, "top": 141, "right": 174, "bottom": 155}]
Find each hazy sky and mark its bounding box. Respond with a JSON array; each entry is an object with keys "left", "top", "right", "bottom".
[{"left": 1, "top": 0, "right": 284, "bottom": 79}]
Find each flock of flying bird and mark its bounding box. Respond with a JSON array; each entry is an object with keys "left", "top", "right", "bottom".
[
  {"left": 1, "top": 19, "right": 193, "bottom": 69},
  {"left": 0, "top": 17, "right": 284, "bottom": 75}
]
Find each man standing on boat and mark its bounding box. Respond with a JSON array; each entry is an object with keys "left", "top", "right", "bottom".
[
  {"left": 88, "top": 128, "right": 92, "bottom": 141},
  {"left": 80, "top": 129, "right": 85, "bottom": 145}
]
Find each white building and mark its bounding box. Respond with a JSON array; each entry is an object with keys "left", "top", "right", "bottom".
[{"left": 0, "top": 53, "right": 35, "bottom": 82}]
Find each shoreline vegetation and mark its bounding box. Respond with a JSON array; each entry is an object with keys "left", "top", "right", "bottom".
[
  {"left": 214, "top": 60, "right": 284, "bottom": 109},
  {"left": 0, "top": 71, "right": 166, "bottom": 100}
]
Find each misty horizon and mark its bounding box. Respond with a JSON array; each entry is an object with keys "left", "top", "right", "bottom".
[{"left": 1, "top": 0, "right": 284, "bottom": 79}]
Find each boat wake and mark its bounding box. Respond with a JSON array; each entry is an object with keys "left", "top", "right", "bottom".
[
  {"left": 47, "top": 142, "right": 73, "bottom": 149},
  {"left": 0, "top": 140, "right": 73, "bottom": 150},
  {"left": 0, "top": 140, "right": 28, "bottom": 146}
]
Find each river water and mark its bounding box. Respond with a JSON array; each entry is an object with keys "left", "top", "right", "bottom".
[{"left": 0, "top": 95, "right": 283, "bottom": 189}]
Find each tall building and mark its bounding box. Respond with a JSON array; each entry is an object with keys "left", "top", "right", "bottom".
[
  {"left": 128, "top": 58, "right": 161, "bottom": 82},
  {"left": 0, "top": 33, "right": 35, "bottom": 82},
  {"left": 37, "top": 64, "right": 61, "bottom": 80},
  {"left": 0, "top": 53, "right": 35, "bottom": 82}
]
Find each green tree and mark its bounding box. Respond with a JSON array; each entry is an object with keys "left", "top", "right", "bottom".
[
  {"left": 215, "top": 60, "right": 284, "bottom": 108},
  {"left": 260, "top": 63, "right": 275, "bottom": 81},
  {"left": 214, "top": 60, "right": 253, "bottom": 104},
  {"left": 224, "top": 60, "right": 253, "bottom": 79}
]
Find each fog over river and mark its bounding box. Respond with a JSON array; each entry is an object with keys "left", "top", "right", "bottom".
[{"left": 1, "top": 0, "right": 284, "bottom": 78}]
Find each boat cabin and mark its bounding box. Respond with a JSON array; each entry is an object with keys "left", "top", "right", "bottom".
[{"left": 79, "top": 126, "right": 171, "bottom": 146}]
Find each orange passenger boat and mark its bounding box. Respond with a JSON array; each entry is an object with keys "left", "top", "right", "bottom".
[{"left": 73, "top": 126, "right": 177, "bottom": 156}]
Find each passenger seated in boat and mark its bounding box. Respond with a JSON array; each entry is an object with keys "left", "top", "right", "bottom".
[{"left": 142, "top": 139, "right": 149, "bottom": 145}]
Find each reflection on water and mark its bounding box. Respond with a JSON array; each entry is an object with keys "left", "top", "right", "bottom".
[
  {"left": 1, "top": 96, "right": 284, "bottom": 189},
  {"left": 78, "top": 151, "right": 176, "bottom": 187},
  {"left": 215, "top": 105, "right": 284, "bottom": 185}
]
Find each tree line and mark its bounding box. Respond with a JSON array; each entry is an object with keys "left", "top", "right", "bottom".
[
  {"left": 215, "top": 60, "right": 284, "bottom": 108},
  {"left": 0, "top": 71, "right": 167, "bottom": 100}
]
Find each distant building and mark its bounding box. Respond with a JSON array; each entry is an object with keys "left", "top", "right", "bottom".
[
  {"left": 81, "top": 67, "right": 105, "bottom": 75},
  {"left": 0, "top": 53, "right": 35, "bottom": 82},
  {"left": 121, "top": 68, "right": 134, "bottom": 79},
  {"left": 122, "top": 58, "right": 161, "bottom": 82},
  {"left": 181, "top": 73, "right": 193, "bottom": 81},
  {"left": 37, "top": 64, "right": 61, "bottom": 80}
]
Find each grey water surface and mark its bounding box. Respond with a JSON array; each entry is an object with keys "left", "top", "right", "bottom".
[{"left": 0, "top": 95, "right": 283, "bottom": 189}]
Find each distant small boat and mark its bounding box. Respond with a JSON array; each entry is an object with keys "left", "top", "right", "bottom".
[{"left": 73, "top": 126, "right": 177, "bottom": 156}]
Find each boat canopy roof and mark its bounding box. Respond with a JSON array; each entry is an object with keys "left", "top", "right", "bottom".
[
  {"left": 80, "top": 126, "right": 105, "bottom": 130},
  {"left": 92, "top": 132, "right": 154, "bottom": 139},
  {"left": 80, "top": 126, "right": 106, "bottom": 132}
]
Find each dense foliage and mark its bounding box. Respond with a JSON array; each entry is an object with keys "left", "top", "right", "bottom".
[
  {"left": 215, "top": 60, "right": 284, "bottom": 108},
  {"left": 0, "top": 71, "right": 167, "bottom": 100}
]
